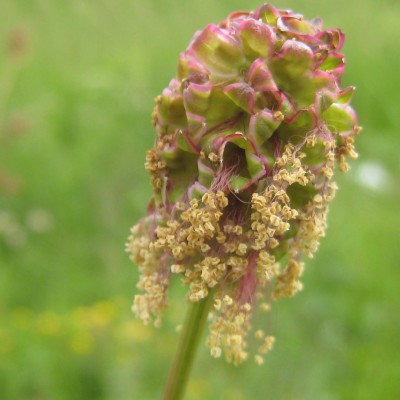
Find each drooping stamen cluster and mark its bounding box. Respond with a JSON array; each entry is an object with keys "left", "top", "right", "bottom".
[{"left": 126, "top": 3, "right": 360, "bottom": 365}]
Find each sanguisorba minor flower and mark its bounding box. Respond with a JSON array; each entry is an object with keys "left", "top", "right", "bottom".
[{"left": 127, "top": 3, "right": 360, "bottom": 366}]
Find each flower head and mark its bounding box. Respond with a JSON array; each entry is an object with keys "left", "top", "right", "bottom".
[{"left": 127, "top": 3, "right": 360, "bottom": 365}]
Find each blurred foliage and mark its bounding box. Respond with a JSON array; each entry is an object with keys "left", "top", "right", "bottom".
[{"left": 0, "top": 1, "right": 399, "bottom": 399}]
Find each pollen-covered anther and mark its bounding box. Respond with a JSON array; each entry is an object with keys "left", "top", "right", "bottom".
[
  {"left": 321, "top": 166, "right": 334, "bottom": 179},
  {"left": 171, "top": 264, "right": 185, "bottom": 273},
  {"left": 236, "top": 243, "right": 248, "bottom": 256},
  {"left": 258, "top": 336, "right": 275, "bottom": 355},
  {"left": 208, "top": 152, "right": 219, "bottom": 163},
  {"left": 211, "top": 346, "right": 222, "bottom": 358},
  {"left": 188, "top": 282, "right": 208, "bottom": 302},
  {"left": 216, "top": 231, "right": 227, "bottom": 244},
  {"left": 144, "top": 149, "right": 162, "bottom": 172},
  {"left": 223, "top": 295, "right": 233, "bottom": 306},
  {"left": 260, "top": 303, "right": 271, "bottom": 312},
  {"left": 132, "top": 272, "right": 168, "bottom": 326},
  {"left": 216, "top": 191, "right": 229, "bottom": 208},
  {"left": 175, "top": 202, "right": 186, "bottom": 211},
  {"left": 254, "top": 355, "right": 264, "bottom": 365},
  {"left": 255, "top": 329, "right": 265, "bottom": 340},
  {"left": 214, "top": 299, "right": 222, "bottom": 310},
  {"left": 273, "top": 111, "right": 284, "bottom": 122},
  {"left": 272, "top": 259, "right": 305, "bottom": 300},
  {"left": 256, "top": 251, "right": 278, "bottom": 283},
  {"left": 313, "top": 194, "right": 323, "bottom": 203},
  {"left": 270, "top": 215, "right": 281, "bottom": 227}
]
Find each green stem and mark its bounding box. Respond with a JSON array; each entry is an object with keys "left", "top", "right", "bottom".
[{"left": 163, "top": 295, "right": 212, "bottom": 400}]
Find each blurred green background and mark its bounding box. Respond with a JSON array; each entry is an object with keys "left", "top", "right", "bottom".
[{"left": 0, "top": 1, "right": 399, "bottom": 399}]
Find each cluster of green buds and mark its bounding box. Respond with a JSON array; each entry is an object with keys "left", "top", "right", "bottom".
[{"left": 127, "top": 3, "right": 360, "bottom": 365}]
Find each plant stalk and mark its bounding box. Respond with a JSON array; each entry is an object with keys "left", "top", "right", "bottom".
[{"left": 163, "top": 295, "right": 212, "bottom": 400}]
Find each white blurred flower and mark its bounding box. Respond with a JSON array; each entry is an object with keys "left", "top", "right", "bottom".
[
  {"left": 0, "top": 211, "right": 26, "bottom": 248},
  {"left": 26, "top": 209, "right": 54, "bottom": 233},
  {"left": 354, "top": 161, "right": 391, "bottom": 192}
]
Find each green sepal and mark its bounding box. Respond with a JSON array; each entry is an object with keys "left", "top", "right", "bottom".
[
  {"left": 240, "top": 19, "right": 274, "bottom": 59},
  {"left": 249, "top": 109, "right": 282, "bottom": 146},
  {"left": 323, "top": 103, "right": 356, "bottom": 134},
  {"left": 277, "top": 16, "right": 315, "bottom": 35},
  {"left": 229, "top": 175, "right": 250, "bottom": 193},
  {"left": 270, "top": 41, "right": 316, "bottom": 106},
  {"left": 176, "top": 131, "right": 200, "bottom": 154},
  {"left": 315, "top": 90, "right": 336, "bottom": 115},
  {"left": 271, "top": 40, "right": 313, "bottom": 82},
  {"left": 183, "top": 82, "right": 212, "bottom": 116},
  {"left": 246, "top": 151, "right": 264, "bottom": 179},
  {"left": 318, "top": 53, "right": 344, "bottom": 72},
  {"left": 177, "top": 52, "right": 209, "bottom": 82},
  {"left": 223, "top": 83, "right": 255, "bottom": 113},
  {"left": 287, "top": 183, "right": 318, "bottom": 208},
  {"left": 168, "top": 184, "right": 186, "bottom": 204},
  {"left": 256, "top": 4, "right": 280, "bottom": 26},
  {"left": 189, "top": 182, "right": 208, "bottom": 200},
  {"left": 191, "top": 24, "right": 245, "bottom": 78},
  {"left": 302, "top": 141, "right": 326, "bottom": 165},
  {"left": 278, "top": 109, "right": 316, "bottom": 144},
  {"left": 198, "top": 159, "right": 214, "bottom": 188},
  {"left": 201, "top": 129, "right": 253, "bottom": 156},
  {"left": 270, "top": 240, "right": 289, "bottom": 262},
  {"left": 258, "top": 140, "right": 275, "bottom": 165},
  {"left": 204, "top": 88, "right": 240, "bottom": 127},
  {"left": 283, "top": 222, "right": 298, "bottom": 240},
  {"left": 157, "top": 94, "right": 188, "bottom": 129},
  {"left": 337, "top": 86, "right": 355, "bottom": 104},
  {"left": 164, "top": 151, "right": 198, "bottom": 203}
]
